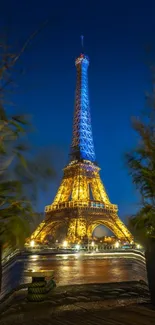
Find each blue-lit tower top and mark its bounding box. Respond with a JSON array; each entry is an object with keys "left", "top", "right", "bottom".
[{"left": 70, "top": 48, "right": 96, "bottom": 163}]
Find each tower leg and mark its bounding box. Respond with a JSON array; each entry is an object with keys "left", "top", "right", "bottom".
[
  {"left": 67, "top": 218, "right": 87, "bottom": 243},
  {"left": 77, "top": 218, "right": 87, "bottom": 240},
  {"left": 67, "top": 219, "right": 76, "bottom": 242}
]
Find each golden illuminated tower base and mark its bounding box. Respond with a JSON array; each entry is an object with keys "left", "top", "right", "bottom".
[{"left": 30, "top": 160, "right": 133, "bottom": 243}]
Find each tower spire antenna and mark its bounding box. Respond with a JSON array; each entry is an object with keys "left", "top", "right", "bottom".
[{"left": 81, "top": 35, "right": 84, "bottom": 53}]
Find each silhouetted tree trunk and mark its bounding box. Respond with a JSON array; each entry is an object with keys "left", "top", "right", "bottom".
[{"left": 145, "top": 239, "right": 155, "bottom": 306}]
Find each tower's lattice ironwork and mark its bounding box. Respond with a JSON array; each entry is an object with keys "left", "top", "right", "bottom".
[
  {"left": 70, "top": 54, "right": 96, "bottom": 162},
  {"left": 30, "top": 51, "right": 133, "bottom": 244}
]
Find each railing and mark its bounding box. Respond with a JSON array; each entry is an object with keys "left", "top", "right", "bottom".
[
  {"left": 45, "top": 201, "right": 118, "bottom": 213},
  {"left": 2, "top": 249, "right": 20, "bottom": 267}
]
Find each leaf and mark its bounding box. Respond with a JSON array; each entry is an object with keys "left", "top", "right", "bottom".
[{"left": 16, "top": 153, "right": 28, "bottom": 169}]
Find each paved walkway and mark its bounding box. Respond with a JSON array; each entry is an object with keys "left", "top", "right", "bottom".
[
  {"left": 0, "top": 281, "right": 154, "bottom": 325},
  {"left": 1, "top": 303, "right": 155, "bottom": 325}
]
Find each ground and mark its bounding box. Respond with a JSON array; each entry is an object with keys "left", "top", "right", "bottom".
[{"left": 0, "top": 280, "right": 155, "bottom": 324}]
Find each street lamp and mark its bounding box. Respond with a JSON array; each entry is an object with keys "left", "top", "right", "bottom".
[
  {"left": 115, "top": 241, "right": 119, "bottom": 249},
  {"left": 63, "top": 240, "right": 68, "bottom": 248},
  {"left": 30, "top": 240, "right": 35, "bottom": 248}
]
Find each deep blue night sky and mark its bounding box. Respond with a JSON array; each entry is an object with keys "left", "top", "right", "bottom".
[{"left": 1, "top": 0, "right": 154, "bottom": 225}]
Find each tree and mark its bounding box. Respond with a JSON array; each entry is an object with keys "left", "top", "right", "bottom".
[
  {"left": 0, "top": 28, "right": 55, "bottom": 291},
  {"left": 125, "top": 68, "right": 155, "bottom": 305}
]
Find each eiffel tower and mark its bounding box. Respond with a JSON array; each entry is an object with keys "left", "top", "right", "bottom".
[{"left": 30, "top": 46, "right": 133, "bottom": 244}]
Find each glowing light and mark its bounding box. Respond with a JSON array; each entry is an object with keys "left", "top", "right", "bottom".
[
  {"left": 30, "top": 240, "right": 35, "bottom": 248},
  {"left": 31, "top": 255, "right": 38, "bottom": 260},
  {"left": 136, "top": 244, "right": 141, "bottom": 249},
  {"left": 28, "top": 51, "right": 133, "bottom": 246},
  {"left": 91, "top": 241, "right": 95, "bottom": 247},
  {"left": 63, "top": 240, "right": 68, "bottom": 248},
  {"left": 115, "top": 241, "right": 120, "bottom": 249},
  {"left": 75, "top": 244, "right": 80, "bottom": 250}
]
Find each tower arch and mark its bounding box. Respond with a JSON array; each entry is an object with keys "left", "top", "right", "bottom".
[{"left": 88, "top": 220, "right": 129, "bottom": 241}]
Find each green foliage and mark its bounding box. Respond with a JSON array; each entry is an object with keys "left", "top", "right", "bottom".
[
  {"left": 125, "top": 74, "right": 155, "bottom": 245},
  {"left": 128, "top": 205, "right": 155, "bottom": 245},
  {"left": 1, "top": 216, "right": 30, "bottom": 248},
  {"left": 0, "top": 34, "right": 55, "bottom": 255}
]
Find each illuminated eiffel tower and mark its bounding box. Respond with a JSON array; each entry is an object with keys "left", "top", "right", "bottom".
[{"left": 30, "top": 41, "right": 133, "bottom": 244}]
